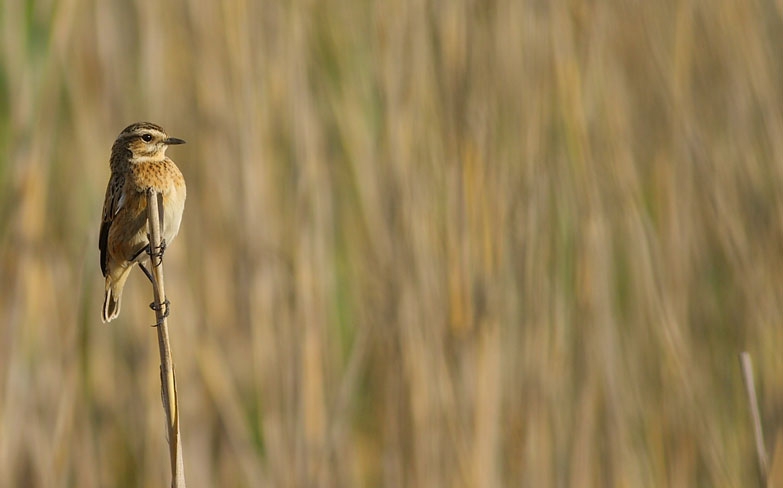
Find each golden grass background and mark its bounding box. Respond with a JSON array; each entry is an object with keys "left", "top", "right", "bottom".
[{"left": 2, "top": 0, "right": 783, "bottom": 486}]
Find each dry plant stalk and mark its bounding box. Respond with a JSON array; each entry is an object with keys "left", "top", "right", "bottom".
[
  {"left": 147, "top": 188, "right": 186, "bottom": 488},
  {"left": 739, "top": 352, "right": 768, "bottom": 487}
]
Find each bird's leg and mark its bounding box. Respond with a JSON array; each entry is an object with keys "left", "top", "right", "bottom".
[
  {"left": 129, "top": 233, "right": 165, "bottom": 266},
  {"left": 139, "top": 262, "right": 155, "bottom": 285},
  {"left": 129, "top": 244, "right": 148, "bottom": 262},
  {"left": 139, "top": 261, "right": 170, "bottom": 327},
  {"left": 142, "top": 229, "right": 169, "bottom": 326}
]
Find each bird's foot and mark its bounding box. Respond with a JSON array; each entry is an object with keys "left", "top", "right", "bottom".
[
  {"left": 149, "top": 298, "right": 171, "bottom": 327},
  {"left": 146, "top": 235, "right": 167, "bottom": 267}
]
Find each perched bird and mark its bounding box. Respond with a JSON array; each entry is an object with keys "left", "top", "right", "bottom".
[{"left": 99, "top": 122, "right": 186, "bottom": 322}]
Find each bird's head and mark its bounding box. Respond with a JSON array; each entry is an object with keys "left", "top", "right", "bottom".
[{"left": 111, "top": 122, "right": 185, "bottom": 163}]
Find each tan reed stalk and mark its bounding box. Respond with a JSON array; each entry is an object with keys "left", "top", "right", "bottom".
[
  {"left": 146, "top": 188, "right": 186, "bottom": 488},
  {"left": 739, "top": 352, "right": 768, "bottom": 487}
]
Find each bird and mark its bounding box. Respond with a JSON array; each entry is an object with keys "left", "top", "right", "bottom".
[{"left": 99, "top": 122, "right": 186, "bottom": 323}]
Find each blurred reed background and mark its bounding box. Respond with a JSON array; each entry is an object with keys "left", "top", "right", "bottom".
[{"left": 2, "top": 0, "right": 783, "bottom": 486}]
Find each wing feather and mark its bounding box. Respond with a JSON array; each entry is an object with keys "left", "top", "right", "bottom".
[{"left": 99, "top": 174, "right": 124, "bottom": 276}]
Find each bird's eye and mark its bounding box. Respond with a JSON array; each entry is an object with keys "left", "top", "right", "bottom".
[{"left": 141, "top": 134, "right": 153, "bottom": 142}]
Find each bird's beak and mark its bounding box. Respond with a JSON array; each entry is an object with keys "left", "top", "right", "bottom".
[{"left": 163, "top": 137, "right": 186, "bottom": 145}]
